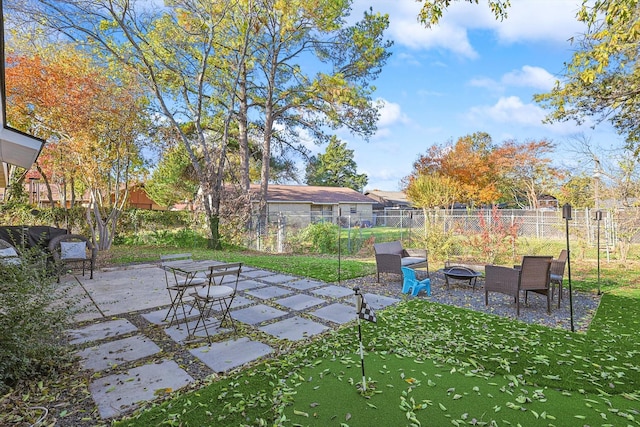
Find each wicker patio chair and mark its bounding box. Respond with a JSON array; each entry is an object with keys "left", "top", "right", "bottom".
[
  {"left": 48, "top": 234, "right": 97, "bottom": 281},
  {"left": 521, "top": 256, "right": 553, "bottom": 314},
  {"left": 373, "top": 241, "right": 428, "bottom": 282},
  {"left": 485, "top": 255, "right": 553, "bottom": 316},
  {"left": 550, "top": 249, "right": 568, "bottom": 307}
]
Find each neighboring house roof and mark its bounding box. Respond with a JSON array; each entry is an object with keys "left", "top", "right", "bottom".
[
  {"left": 0, "top": 6, "right": 44, "bottom": 187},
  {"left": 251, "top": 184, "right": 376, "bottom": 205},
  {"left": 364, "top": 190, "right": 413, "bottom": 209}
]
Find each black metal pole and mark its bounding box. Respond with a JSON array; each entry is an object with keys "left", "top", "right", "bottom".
[
  {"left": 563, "top": 204, "right": 574, "bottom": 332},
  {"left": 596, "top": 210, "right": 602, "bottom": 295},
  {"left": 338, "top": 208, "right": 341, "bottom": 284},
  {"left": 354, "top": 286, "right": 367, "bottom": 391}
]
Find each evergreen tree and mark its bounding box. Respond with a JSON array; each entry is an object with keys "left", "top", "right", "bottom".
[{"left": 305, "top": 136, "right": 368, "bottom": 192}]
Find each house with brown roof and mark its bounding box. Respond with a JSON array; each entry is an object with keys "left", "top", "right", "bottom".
[
  {"left": 364, "top": 190, "right": 413, "bottom": 211},
  {"left": 252, "top": 184, "right": 376, "bottom": 227}
]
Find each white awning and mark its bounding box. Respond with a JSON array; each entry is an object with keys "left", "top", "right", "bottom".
[
  {"left": 0, "top": 113, "right": 44, "bottom": 186},
  {"left": 1, "top": 1, "right": 45, "bottom": 188}
]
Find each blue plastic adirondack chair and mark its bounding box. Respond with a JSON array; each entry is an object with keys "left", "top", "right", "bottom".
[{"left": 401, "top": 266, "right": 431, "bottom": 296}]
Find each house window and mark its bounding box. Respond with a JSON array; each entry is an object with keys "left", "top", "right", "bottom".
[
  {"left": 311, "top": 204, "right": 333, "bottom": 223},
  {"left": 349, "top": 206, "right": 357, "bottom": 214}
]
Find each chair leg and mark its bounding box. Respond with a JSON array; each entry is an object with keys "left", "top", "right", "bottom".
[
  {"left": 547, "top": 292, "right": 551, "bottom": 314},
  {"left": 218, "top": 297, "right": 237, "bottom": 336},
  {"left": 163, "top": 289, "right": 181, "bottom": 324},
  {"left": 189, "top": 296, "right": 210, "bottom": 343},
  {"left": 558, "top": 282, "right": 563, "bottom": 308}
]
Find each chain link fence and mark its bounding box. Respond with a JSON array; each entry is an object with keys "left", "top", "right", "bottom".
[{"left": 244, "top": 208, "right": 639, "bottom": 260}]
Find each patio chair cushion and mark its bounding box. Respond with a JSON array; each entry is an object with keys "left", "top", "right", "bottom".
[
  {"left": 193, "top": 285, "right": 234, "bottom": 299},
  {"left": 0, "top": 246, "right": 20, "bottom": 265},
  {"left": 173, "top": 277, "right": 206, "bottom": 288},
  {"left": 374, "top": 240, "right": 429, "bottom": 282},
  {"left": 401, "top": 256, "right": 427, "bottom": 266},
  {"left": 0, "top": 246, "right": 19, "bottom": 258},
  {"left": 60, "top": 241, "right": 87, "bottom": 259}
]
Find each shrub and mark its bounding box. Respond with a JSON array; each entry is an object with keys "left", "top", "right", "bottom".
[
  {"left": 0, "top": 248, "right": 80, "bottom": 393},
  {"left": 462, "top": 206, "right": 521, "bottom": 264},
  {"left": 289, "top": 222, "right": 339, "bottom": 254}
]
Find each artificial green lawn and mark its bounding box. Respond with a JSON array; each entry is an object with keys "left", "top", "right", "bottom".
[{"left": 115, "top": 293, "right": 640, "bottom": 427}]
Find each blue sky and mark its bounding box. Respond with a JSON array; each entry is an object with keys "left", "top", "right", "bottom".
[{"left": 304, "top": 0, "right": 623, "bottom": 192}]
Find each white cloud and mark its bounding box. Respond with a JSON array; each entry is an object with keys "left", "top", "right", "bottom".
[
  {"left": 376, "top": 98, "right": 411, "bottom": 128},
  {"left": 468, "top": 96, "right": 595, "bottom": 136},
  {"left": 395, "top": 52, "right": 422, "bottom": 66},
  {"left": 469, "top": 77, "right": 502, "bottom": 92},
  {"left": 470, "top": 96, "right": 545, "bottom": 125},
  {"left": 350, "top": 0, "right": 478, "bottom": 58},
  {"left": 352, "top": 0, "right": 585, "bottom": 57},
  {"left": 501, "top": 66, "right": 557, "bottom": 91},
  {"left": 469, "top": 66, "right": 557, "bottom": 95},
  {"left": 489, "top": 0, "right": 585, "bottom": 44}
]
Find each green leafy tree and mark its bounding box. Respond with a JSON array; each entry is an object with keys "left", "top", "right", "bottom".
[
  {"left": 14, "top": 0, "right": 258, "bottom": 249},
  {"left": 405, "top": 173, "right": 461, "bottom": 259},
  {"left": 417, "top": 0, "right": 510, "bottom": 27},
  {"left": 558, "top": 174, "right": 593, "bottom": 208},
  {"left": 244, "top": 2, "right": 392, "bottom": 225},
  {"left": 534, "top": 1, "right": 640, "bottom": 150},
  {"left": 17, "top": 0, "right": 391, "bottom": 249},
  {"left": 305, "top": 137, "right": 368, "bottom": 192},
  {"left": 145, "top": 144, "right": 198, "bottom": 209},
  {"left": 405, "top": 173, "right": 460, "bottom": 211}
]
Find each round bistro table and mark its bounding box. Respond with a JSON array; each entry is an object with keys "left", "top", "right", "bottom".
[{"left": 442, "top": 266, "right": 482, "bottom": 291}]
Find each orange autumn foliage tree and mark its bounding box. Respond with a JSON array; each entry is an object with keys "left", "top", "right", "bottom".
[
  {"left": 5, "top": 47, "right": 147, "bottom": 249},
  {"left": 409, "top": 132, "right": 509, "bottom": 206},
  {"left": 499, "top": 139, "right": 563, "bottom": 209},
  {"left": 407, "top": 132, "right": 561, "bottom": 208}
]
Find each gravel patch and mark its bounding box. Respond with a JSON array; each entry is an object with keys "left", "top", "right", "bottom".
[{"left": 340, "top": 269, "right": 601, "bottom": 333}]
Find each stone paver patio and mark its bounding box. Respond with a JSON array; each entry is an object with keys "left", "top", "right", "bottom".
[{"left": 65, "top": 263, "right": 401, "bottom": 421}]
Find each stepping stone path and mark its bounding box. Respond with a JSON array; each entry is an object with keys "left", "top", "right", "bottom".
[{"left": 66, "top": 265, "right": 400, "bottom": 421}]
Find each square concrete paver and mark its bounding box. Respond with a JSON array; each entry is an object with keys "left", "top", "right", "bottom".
[
  {"left": 232, "top": 304, "right": 288, "bottom": 325},
  {"left": 311, "top": 285, "right": 354, "bottom": 299},
  {"left": 164, "top": 318, "right": 231, "bottom": 344},
  {"left": 275, "top": 294, "right": 326, "bottom": 311},
  {"left": 363, "top": 293, "right": 400, "bottom": 310},
  {"left": 280, "top": 278, "right": 325, "bottom": 291},
  {"left": 77, "top": 335, "right": 162, "bottom": 372},
  {"left": 89, "top": 360, "right": 193, "bottom": 419},
  {"left": 68, "top": 319, "right": 138, "bottom": 345},
  {"left": 236, "top": 279, "right": 268, "bottom": 291},
  {"left": 245, "top": 286, "right": 293, "bottom": 300},
  {"left": 189, "top": 337, "right": 273, "bottom": 372},
  {"left": 227, "top": 295, "right": 254, "bottom": 309},
  {"left": 141, "top": 304, "right": 199, "bottom": 325},
  {"left": 259, "top": 274, "right": 298, "bottom": 285},
  {"left": 68, "top": 265, "right": 168, "bottom": 321},
  {"left": 241, "top": 269, "right": 276, "bottom": 279},
  {"left": 311, "top": 303, "right": 355, "bottom": 324},
  {"left": 259, "top": 316, "right": 328, "bottom": 341}
]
